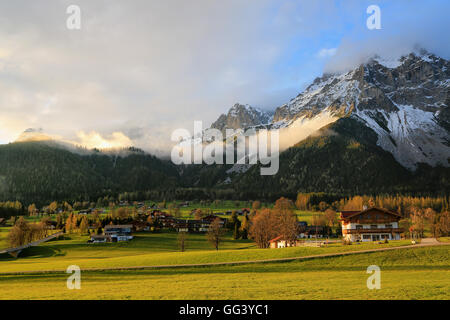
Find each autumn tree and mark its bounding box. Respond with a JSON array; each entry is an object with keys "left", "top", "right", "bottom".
[
  {"left": 252, "top": 201, "right": 261, "bottom": 210},
  {"left": 207, "top": 218, "right": 225, "bottom": 251},
  {"left": 194, "top": 209, "right": 205, "bottom": 220},
  {"left": 79, "top": 216, "right": 89, "bottom": 235},
  {"left": 410, "top": 208, "right": 425, "bottom": 239},
  {"left": 249, "top": 206, "right": 298, "bottom": 248},
  {"left": 424, "top": 208, "right": 439, "bottom": 238},
  {"left": 8, "top": 217, "right": 30, "bottom": 247},
  {"left": 438, "top": 211, "right": 449, "bottom": 236},
  {"left": 27, "top": 204, "right": 37, "bottom": 216},
  {"left": 324, "top": 209, "right": 337, "bottom": 236},
  {"left": 240, "top": 213, "right": 250, "bottom": 240},
  {"left": 318, "top": 201, "right": 328, "bottom": 212},
  {"left": 249, "top": 209, "right": 275, "bottom": 249}
]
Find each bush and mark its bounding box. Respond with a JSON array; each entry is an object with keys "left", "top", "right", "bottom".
[{"left": 342, "top": 239, "right": 352, "bottom": 245}]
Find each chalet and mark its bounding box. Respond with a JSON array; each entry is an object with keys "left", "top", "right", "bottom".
[
  {"left": 202, "top": 215, "right": 227, "bottom": 226},
  {"left": 174, "top": 216, "right": 228, "bottom": 233},
  {"left": 340, "top": 207, "right": 403, "bottom": 242},
  {"left": 104, "top": 224, "right": 134, "bottom": 242},
  {"left": 297, "top": 222, "right": 326, "bottom": 238},
  {"left": 174, "top": 219, "right": 210, "bottom": 233}
]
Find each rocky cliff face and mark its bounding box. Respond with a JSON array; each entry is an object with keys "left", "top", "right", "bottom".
[
  {"left": 211, "top": 103, "right": 272, "bottom": 132},
  {"left": 212, "top": 50, "right": 450, "bottom": 170}
]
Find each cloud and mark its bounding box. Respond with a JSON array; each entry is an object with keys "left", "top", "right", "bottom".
[
  {"left": 0, "top": 0, "right": 448, "bottom": 155},
  {"left": 317, "top": 48, "right": 337, "bottom": 58},
  {"left": 75, "top": 131, "right": 133, "bottom": 149},
  {"left": 324, "top": 0, "right": 450, "bottom": 73}
]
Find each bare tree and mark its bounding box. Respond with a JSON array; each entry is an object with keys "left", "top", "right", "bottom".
[
  {"left": 207, "top": 218, "right": 225, "bottom": 251},
  {"left": 178, "top": 232, "right": 187, "bottom": 252}
]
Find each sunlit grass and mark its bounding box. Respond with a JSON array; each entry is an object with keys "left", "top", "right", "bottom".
[
  {"left": 0, "top": 231, "right": 412, "bottom": 273},
  {"left": 0, "top": 246, "right": 448, "bottom": 300}
]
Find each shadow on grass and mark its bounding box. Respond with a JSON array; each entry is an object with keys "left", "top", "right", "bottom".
[
  {"left": 0, "top": 246, "right": 65, "bottom": 261},
  {"left": 0, "top": 264, "right": 447, "bottom": 282}
]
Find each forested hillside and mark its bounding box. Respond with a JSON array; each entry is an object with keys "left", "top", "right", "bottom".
[
  {"left": 233, "top": 118, "right": 450, "bottom": 197},
  {"left": 0, "top": 142, "right": 179, "bottom": 205}
]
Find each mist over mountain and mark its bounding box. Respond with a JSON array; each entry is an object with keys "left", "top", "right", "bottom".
[
  {"left": 210, "top": 50, "right": 450, "bottom": 170},
  {"left": 0, "top": 50, "right": 449, "bottom": 204}
]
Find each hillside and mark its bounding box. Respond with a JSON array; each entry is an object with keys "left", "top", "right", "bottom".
[
  {"left": 0, "top": 141, "right": 179, "bottom": 205},
  {"left": 233, "top": 117, "right": 450, "bottom": 196}
]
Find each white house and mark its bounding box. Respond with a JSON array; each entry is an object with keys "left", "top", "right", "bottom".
[{"left": 340, "top": 207, "right": 403, "bottom": 242}]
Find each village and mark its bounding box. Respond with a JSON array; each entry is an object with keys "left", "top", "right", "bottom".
[{"left": 2, "top": 194, "right": 448, "bottom": 254}]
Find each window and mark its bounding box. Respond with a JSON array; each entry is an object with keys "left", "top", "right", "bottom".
[
  {"left": 356, "top": 225, "right": 363, "bottom": 230},
  {"left": 363, "top": 235, "right": 371, "bottom": 239},
  {"left": 385, "top": 224, "right": 392, "bottom": 228},
  {"left": 370, "top": 225, "right": 378, "bottom": 229}
]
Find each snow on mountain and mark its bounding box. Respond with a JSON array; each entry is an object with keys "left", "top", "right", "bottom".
[
  {"left": 206, "top": 50, "right": 449, "bottom": 172},
  {"left": 211, "top": 103, "right": 273, "bottom": 132},
  {"left": 355, "top": 104, "right": 449, "bottom": 169},
  {"left": 268, "top": 50, "right": 449, "bottom": 169}
]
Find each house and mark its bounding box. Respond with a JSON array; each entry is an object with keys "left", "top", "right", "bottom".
[
  {"left": 340, "top": 207, "right": 403, "bottom": 242},
  {"left": 269, "top": 236, "right": 302, "bottom": 249},
  {"left": 174, "top": 215, "right": 227, "bottom": 233},
  {"left": 89, "top": 234, "right": 110, "bottom": 243},
  {"left": 202, "top": 215, "right": 227, "bottom": 226},
  {"left": 42, "top": 220, "right": 57, "bottom": 230},
  {"left": 297, "top": 222, "right": 325, "bottom": 238},
  {"left": 132, "top": 221, "right": 149, "bottom": 231},
  {"left": 104, "top": 224, "right": 134, "bottom": 242}
]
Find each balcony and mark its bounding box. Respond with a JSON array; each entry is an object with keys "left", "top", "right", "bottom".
[{"left": 343, "top": 228, "right": 403, "bottom": 234}]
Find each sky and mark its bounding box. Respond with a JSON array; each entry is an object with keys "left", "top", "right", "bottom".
[{"left": 0, "top": 0, "right": 449, "bottom": 155}]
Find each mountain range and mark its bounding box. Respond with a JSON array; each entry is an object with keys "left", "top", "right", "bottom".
[{"left": 0, "top": 49, "right": 448, "bottom": 204}]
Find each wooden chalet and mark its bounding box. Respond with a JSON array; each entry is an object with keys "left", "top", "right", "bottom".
[{"left": 340, "top": 207, "right": 403, "bottom": 242}]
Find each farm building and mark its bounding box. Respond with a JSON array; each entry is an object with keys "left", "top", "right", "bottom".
[{"left": 269, "top": 236, "right": 302, "bottom": 249}]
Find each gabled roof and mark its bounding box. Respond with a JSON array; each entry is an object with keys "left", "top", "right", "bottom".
[
  {"left": 340, "top": 207, "right": 401, "bottom": 220},
  {"left": 105, "top": 224, "right": 133, "bottom": 229},
  {"left": 269, "top": 235, "right": 283, "bottom": 243}
]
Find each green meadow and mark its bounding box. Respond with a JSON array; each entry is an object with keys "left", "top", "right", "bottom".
[
  {"left": 0, "top": 227, "right": 9, "bottom": 250},
  {"left": 0, "top": 246, "right": 448, "bottom": 300},
  {"left": 0, "top": 231, "right": 413, "bottom": 273}
]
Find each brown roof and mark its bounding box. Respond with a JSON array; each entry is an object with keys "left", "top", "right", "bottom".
[
  {"left": 340, "top": 211, "right": 360, "bottom": 218},
  {"left": 340, "top": 207, "right": 401, "bottom": 220},
  {"left": 269, "top": 235, "right": 283, "bottom": 243}
]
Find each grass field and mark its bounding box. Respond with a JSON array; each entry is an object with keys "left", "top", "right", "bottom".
[
  {"left": 0, "top": 231, "right": 413, "bottom": 273},
  {"left": 0, "top": 227, "right": 10, "bottom": 250},
  {"left": 0, "top": 246, "right": 448, "bottom": 300}
]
